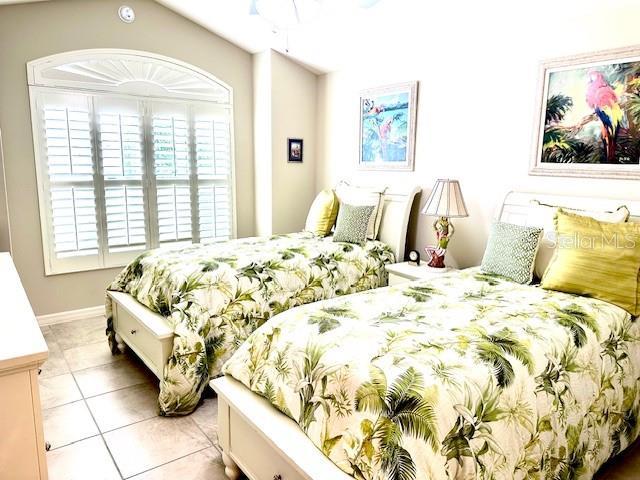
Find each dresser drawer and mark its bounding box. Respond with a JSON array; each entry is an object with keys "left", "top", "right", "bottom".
[{"left": 229, "top": 409, "right": 304, "bottom": 480}]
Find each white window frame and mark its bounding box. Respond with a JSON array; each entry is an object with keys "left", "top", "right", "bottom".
[{"left": 27, "top": 49, "right": 237, "bottom": 275}]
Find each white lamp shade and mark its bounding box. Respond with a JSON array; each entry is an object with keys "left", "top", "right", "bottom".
[{"left": 421, "top": 179, "right": 468, "bottom": 218}]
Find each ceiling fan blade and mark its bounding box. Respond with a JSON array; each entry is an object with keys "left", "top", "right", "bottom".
[
  {"left": 358, "top": 0, "right": 382, "bottom": 8},
  {"left": 292, "top": 0, "right": 301, "bottom": 23}
]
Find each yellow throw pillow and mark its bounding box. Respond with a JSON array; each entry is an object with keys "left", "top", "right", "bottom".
[
  {"left": 304, "top": 189, "right": 339, "bottom": 237},
  {"left": 542, "top": 209, "right": 640, "bottom": 315}
]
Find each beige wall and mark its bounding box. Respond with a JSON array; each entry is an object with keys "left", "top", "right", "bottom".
[
  {"left": 271, "top": 51, "right": 317, "bottom": 234},
  {"left": 0, "top": 0, "right": 255, "bottom": 315},
  {"left": 253, "top": 50, "right": 317, "bottom": 235},
  {"left": 316, "top": 1, "right": 640, "bottom": 268}
]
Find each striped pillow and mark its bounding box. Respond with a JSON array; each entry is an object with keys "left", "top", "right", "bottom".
[{"left": 542, "top": 209, "right": 640, "bottom": 315}]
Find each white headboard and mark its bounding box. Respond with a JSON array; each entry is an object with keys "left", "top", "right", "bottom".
[
  {"left": 498, "top": 191, "right": 640, "bottom": 224},
  {"left": 338, "top": 182, "right": 421, "bottom": 261},
  {"left": 378, "top": 185, "right": 421, "bottom": 261}
]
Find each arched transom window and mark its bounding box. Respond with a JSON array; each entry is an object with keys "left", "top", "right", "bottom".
[{"left": 28, "top": 49, "right": 235, "bottom": 275}]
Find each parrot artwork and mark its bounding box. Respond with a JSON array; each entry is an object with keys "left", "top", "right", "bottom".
[{"left": 586, "top": 69, "right": 624, "bottom": 163}]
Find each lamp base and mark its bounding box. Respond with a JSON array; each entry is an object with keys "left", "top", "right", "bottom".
[
  {"left": 434, "top": 216, "right": 455, "bottom": 249},
  {"left": 426, "top": 216, "right": 455, "bottom": 268},
  {"left": 424, "top": 246, "right": 446, "bottom": 268}
]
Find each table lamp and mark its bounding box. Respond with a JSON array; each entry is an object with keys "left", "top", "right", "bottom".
[{"left": 421, "top": 179, "right": 468, "bottom": 268}]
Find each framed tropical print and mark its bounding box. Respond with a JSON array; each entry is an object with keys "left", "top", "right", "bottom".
[
  {"left": 358, "top": 81, "right": 418, "bottom": 171},
  {"left": 531, "top": 44, "right": 640, "bottom": 179}
]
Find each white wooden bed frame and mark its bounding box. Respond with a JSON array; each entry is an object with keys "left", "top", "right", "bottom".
[
  {"left": 107, "top": 183, "right": 421, "bottom": 380},
  {"left": 211, "top": 190, "right": 640, "bottom": 480}
]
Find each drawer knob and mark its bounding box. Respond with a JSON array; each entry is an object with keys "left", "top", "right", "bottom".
[
  {"left": 273, "top": 476, "right": 282, "bottom": 480},
  {"left": 130, "top": 329, "right": 137, "bottom": 335}
]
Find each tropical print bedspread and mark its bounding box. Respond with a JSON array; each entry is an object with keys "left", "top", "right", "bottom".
[
  {"left": 106, "top": 232, "right": 394, "bottom": 415},
  {"left": 223, "top": 268, "right": 640, "bottom": 480}
]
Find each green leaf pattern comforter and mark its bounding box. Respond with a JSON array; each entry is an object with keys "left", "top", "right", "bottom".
[
  {"left": 223, "top": 268, "right": 640, "bottom": 480},
  {"left": 106, "top": 232, "right": 394, "bottom": 415}
]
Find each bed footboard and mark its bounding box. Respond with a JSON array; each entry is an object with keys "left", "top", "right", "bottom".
[
  {"left": 212, "top": 376, "right": 352, "bottom": 480},
  {"left": 107, "top": 291, "right": 174, "bottom": 379}
]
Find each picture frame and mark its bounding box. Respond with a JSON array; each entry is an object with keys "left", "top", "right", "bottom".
[
  {"left": 358, "top": 81, "right": 418, "bottom": 171},
  {"left": 531, "top": 44, "right": 640, "bottom": 179},
  {"left": 288, "top": 138, "right": 303, "bottom": 163}
]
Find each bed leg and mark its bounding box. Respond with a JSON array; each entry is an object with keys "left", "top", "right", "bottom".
[
  {"left": 114, "top": 333, "right": 127, "bottom": 354},
  {"left": 222, "top": 452, "right": 241, "bottom": 480}
]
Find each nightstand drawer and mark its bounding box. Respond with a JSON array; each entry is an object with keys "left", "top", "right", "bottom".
[
  {"left": 386, "top": 262, "right": 455, "bottom": 283},
  {"left": 388, "top": 272, "right": 411, "bottom": 286}
]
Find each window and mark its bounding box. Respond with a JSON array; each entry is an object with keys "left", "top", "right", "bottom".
[{"left": 28, "top": 50, "right": 235, "bottom": 274}]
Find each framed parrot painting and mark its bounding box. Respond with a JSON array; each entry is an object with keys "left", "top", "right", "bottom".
[
  {"left": 358, "top": 81, "right": 418, "bottom": 171},
  {"left": 531, "top": 45, "right": 640, "bottom": 179}
]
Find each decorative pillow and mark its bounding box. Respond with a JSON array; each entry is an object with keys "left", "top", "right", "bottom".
[
  {"left": 335, "top": 182, "right": 385, "bottom": 240},
  {"left": 304, "top": 189, "right": 340, "bottom": 237},
  {"left": 541, "top": 209, "right": 640, "bottom": 315},
  {"left": 481, "top": 222, "right": 543, "bottom": 284},
  {"left": 333, "top": 204, "right": 375, "bottom": 245},
  {"left": 529, "top": 202, "right": 629, "bottom": 280}
]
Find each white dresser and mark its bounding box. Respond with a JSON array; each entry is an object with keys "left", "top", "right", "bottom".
[{"left": 0, "top": 253, "right": 48, "bottom": 479}]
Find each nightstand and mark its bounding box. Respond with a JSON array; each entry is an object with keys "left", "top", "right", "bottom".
[{"left": 386, "top": 262, "right": 456, "bottom": 286}]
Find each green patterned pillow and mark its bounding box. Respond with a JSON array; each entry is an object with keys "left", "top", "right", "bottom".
[
  {"left": 333, "top": 204, "right": 375, "bottom": 245},
  {"left": 481, "top": 222, "right": 543, "bottom": 284}
]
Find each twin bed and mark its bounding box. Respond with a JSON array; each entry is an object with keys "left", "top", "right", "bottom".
[
  {"left": 211, "top": 191, "right": 640, "bottom": 480},
  {"left": 105, "top": 184, "right": 420, "bottom": 415},
  {"left": 105, "top": 188, "right": 640, "bottom": 479}
]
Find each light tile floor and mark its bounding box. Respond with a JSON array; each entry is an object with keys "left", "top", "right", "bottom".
[
  {"left": 39, "top": 316, "right": 640, "bottom": 480},
  {"left": 39, "top": 316, "right": 230, "bottom": 480}
]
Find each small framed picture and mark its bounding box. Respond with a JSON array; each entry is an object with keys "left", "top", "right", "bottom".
[{"left": 288, "top": 138, "right": 303, "bottom": 163}]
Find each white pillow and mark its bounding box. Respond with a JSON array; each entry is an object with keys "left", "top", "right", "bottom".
[
  {"left": 335, "top": 183, "right": 385, "bottom": 240},
  {"left": 528, "top": 202, "right": 629, "bottom": 279}
]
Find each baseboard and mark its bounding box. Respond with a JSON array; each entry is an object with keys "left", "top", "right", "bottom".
[{"left": 37, "top": 305, "right": 105, "bottom": 326}]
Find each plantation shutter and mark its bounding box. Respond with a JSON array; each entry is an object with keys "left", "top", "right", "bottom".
[
  {"left": 31, "top": 85, "right": 235, "bottom": 275},
  {"left": 193, "top": 104, "right": 233, "bottom": 243},
  {"left": 150, "top": 102, "right": 193, "bottom": 245},
  {"left": 95, "top": 97, "right": 148, "bottom": 265},
  {"left": 38, "top": 92, "right": 101, "bottom": 273}
]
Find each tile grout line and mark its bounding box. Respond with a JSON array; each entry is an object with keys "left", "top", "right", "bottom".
[
  {"left": 43, "top": 325, "right": 73, "bottom": 376},
  {"left": 192, "top": 419, "right": 217, "bottom": 449},
  {"left": 124, "top": 445, "right": 214, "bottom": 479},
  {"left": 43, "top": 318, "right": 221, "bottom": 479},
  {"left": 69, "top": 352, "right": 126, "bottom": 480},
  {"left": 94, "top": 406, "right": 160, "bottom": 435},
  {"left": 40, "top": 364, "right": 149, "bottom": 410},
  {"left": 61, "top": 344, "right": 129, "bottom": 374},
  {"left": 46, "top": 431, "right": 102, "bottom": 452},
  {"left": 64, "top": 335, "right": 204, "bottom": 479}
]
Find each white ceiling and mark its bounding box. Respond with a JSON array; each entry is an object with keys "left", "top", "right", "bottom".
[
  {"left": 0, "top": 0, "right": 401, "bottom": 73},
  {"left": 154, "top": 0, "right": 410, "bottom": 73},
  {"left": 6, "top": 0, "right": 640, "bottom": 74}
]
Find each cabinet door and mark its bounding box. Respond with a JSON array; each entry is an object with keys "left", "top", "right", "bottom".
[{"left": 0, "top": 371, "right": 42, "bottom": 479}]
